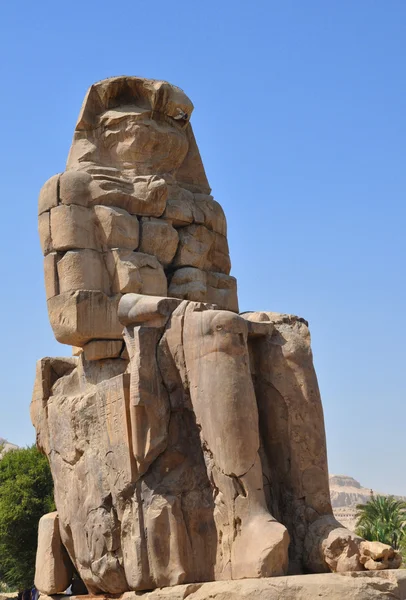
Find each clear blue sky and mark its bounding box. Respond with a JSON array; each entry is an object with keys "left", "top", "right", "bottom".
[{"left": 0, "top": 1, "right": 405, "bottom": 494}]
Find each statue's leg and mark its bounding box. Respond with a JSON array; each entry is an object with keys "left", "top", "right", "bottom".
[
  {"left": 182, "top": 304, "right": 289, "bottom": 579},
  {"left": 243, "top": 311, "right": 401, "bottom": 573}
]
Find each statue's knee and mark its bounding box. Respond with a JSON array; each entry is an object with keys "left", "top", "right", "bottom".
[{"left": 198, "top": 310, "right": 249, "bottom": 355}]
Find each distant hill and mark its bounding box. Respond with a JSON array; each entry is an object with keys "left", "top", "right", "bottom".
[
  {"left": 329, "top": 474, "right": 406, "bottom": 531},
  {"left": 0, "top": 438, "right": 18, "bottom": 459},
  {"left": 330, "top": 474, "right": 375, "bottom": 508}
]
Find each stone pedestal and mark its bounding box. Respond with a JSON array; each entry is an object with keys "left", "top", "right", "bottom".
[{"left": 40, "top": 570, "right": 406, "bottom": 600}]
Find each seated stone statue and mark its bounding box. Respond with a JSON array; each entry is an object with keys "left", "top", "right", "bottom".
[{"left": 31, "top": 76, "right": 401, "bottom": 595}]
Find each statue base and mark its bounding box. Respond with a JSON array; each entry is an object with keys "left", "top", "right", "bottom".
[{"left": 41, "top": 570, "right": 406, "bottom": 600}]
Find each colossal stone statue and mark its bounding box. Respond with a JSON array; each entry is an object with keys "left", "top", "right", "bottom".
[{"left": 32, "top": 77, "right": 401, "bottom": 595}]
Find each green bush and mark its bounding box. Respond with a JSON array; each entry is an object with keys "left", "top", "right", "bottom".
[{"left": 0, "top": 445, "right": 55, "bottom": 590}]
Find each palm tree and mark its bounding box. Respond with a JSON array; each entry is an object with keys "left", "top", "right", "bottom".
[{"left": 355, "top": 495, "right": 406, "bottom": 550}]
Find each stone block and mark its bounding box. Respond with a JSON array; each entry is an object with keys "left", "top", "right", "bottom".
[
  {"left": 59, "top": 170, "right": 92, "bottom": 207},
  {"left": 57, "top": 249, "right": 110, "bottom": 294},
  {"left": 194, "top": 193, "right": 227, "bottom": 236},
  {"left": 210, "top": 232, "right": 231, "bottom": 274},
  {"left": 139, "top": 217, "right": 179, "bottom": 266},
  {"left": 43, "top": 253, "right": 59, "bottom": 300},
  {"left": 169, "top": 267, "right": 238, "bottom": 312},
  {"left": 163, "top": 185, "right": 195, "bottom": 226},
  {"left": 31, "top": 357, "right": 78, "bottom": 455},
  {"left": 163, "top": 190, "right": 226, "bottom": 235},
  {"left": 34, "top": 512, "right": 73, "bottom": 594},
  {"left": 106, "top": 249, "right": 167, "bottom": 296},
  {"left": 132, "top": 176, "right": 168, "bottom": 216},
  {"left": 173, "top": 225, "right": 231, "bottom": 274},
  {"left": 83, "top": 339, "right": 123, "bottom": 361},
  {"left": 38, "top": 211, "right": 52, "bottom": 255},
  {"left": 88, "top": 174, "right": 168, "bottom": 217},
  {"left": 173, "top": 224, "right": 213, "bottom": 271},
  {"left": 38, "top": 174, "right": 60, "bottom": 215},
  {"left": 94, "top": 205, "right": 139, "bottom": 250},
  {"left": 205, "top": 271, "right": 238, "bottom": 312},
  {"left": 47, "top": 290, "right": 123, "bottom": 346},
  {"left": 50, "top": 204, "right": 97, "bottom": 251}
]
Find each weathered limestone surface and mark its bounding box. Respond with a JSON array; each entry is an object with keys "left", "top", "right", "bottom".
[
  {"left": 40, "top": 571, "right": 406, "bottom": 600},
  {"left": 34, "top": 512, "right": 73, "bottom": 594},
  {"left": 82, "top": 339, "right": 123, "bottom": 361},
  {"left": 169, "top": 267, "right": 238, "bottom": 312},
  {"left": 47, "top": 291, "right": 122, "bottom": 346},
  {"left": 32, "top": 76, "right": 401, "bottom": 596},
  {"left": 139, "top": 217, "right": 179, "bottom": 266},
  {"left": 38, "top": 76, "right": 238, "bottom": 350},
  {"left": 32, "top": 300, "right": 400, "bottom": 594}
]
